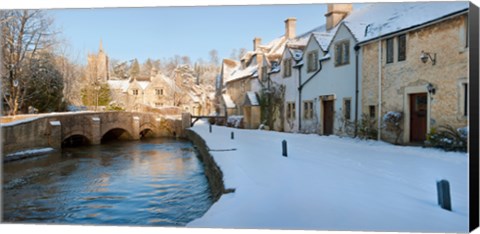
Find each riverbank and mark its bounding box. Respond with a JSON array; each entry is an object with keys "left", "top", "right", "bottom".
[{"left": 186, "top": 122, "right": 469, "bottom": 232}]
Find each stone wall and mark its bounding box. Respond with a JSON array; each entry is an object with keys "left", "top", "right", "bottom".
[
  {"left": 186, "top": 129, "right": 229, "bottom": 202},
  {"left": 361, "top": 14, "right": 468, "bottom": 144}
]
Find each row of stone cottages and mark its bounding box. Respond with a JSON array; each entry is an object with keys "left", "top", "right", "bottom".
[{"left": 215, "top": 2, "right": 470, "bottom": 145}]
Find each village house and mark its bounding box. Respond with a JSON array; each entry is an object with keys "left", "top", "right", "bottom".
[
  {"left": 218, "top": 1, "right": 470, "bottom": 147},
  {"left": 342, "top": 2, "right": 470, "bottom": 144},
  {"left": 88, "top": 42, "right": 214, "bottom": 115},
  {"left": 218, "top": 18, "right": 298, "bottom": 129}
]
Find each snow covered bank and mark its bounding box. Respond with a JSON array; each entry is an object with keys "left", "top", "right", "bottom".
[
  {"left": 4, "top": 147, "right": 56, "bottom": 162},
  {"left": 187, "top": 123, "right": 468, "bottom": 232}
]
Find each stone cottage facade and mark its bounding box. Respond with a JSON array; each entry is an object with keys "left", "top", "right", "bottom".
[
  {"left": 348, "top": 2, "right": 469, "bottom": 144},
  {"left": 217, "top": 2, "right": 471, "bottom": 147}
]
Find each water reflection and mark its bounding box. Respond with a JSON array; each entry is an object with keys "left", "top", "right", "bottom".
[{"left": 2, "top": 138, "right": 213, "bottom": 226}]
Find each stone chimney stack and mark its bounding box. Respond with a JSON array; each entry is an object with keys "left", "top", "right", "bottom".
[
  {"left": 285, "top": 18, "right": 297, "bottom": 39},
  {"left": 253, "top": 37, "right": 262, "bottom": 51},
  {"left": 325, "top": 3, "right": 352, "bottom": 30}
]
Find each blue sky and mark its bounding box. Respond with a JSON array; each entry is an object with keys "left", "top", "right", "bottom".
[{"left": 49, "top": 3, "right": 365, "bottom": 65}]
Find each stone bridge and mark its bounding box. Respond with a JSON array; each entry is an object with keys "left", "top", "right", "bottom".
[{"left": 1, "top": 111, "right": 191, "bottom": 156}]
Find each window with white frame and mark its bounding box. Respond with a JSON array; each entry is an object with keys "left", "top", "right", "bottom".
[
  {"left": 132, "top": 89, "right": 139, "bottom": 95},
  {"left": 155, "top": 88, "right": 163, "bottom": 96}
]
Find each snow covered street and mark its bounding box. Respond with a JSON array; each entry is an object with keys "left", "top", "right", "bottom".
[{"left": 187, "top": 122, "right": 469, "bottom": 232}]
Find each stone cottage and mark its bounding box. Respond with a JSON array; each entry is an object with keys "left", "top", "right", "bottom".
[
  {"left": 219, "top": 18, "right": 298, "bottom": 129},
  {"left": 343, "top": 2, "right": 470, "bottom": 144}
]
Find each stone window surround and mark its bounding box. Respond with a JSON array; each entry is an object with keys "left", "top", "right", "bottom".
[
  {"left": 286, "top": 102, "right": 296, "bottom": 120},
  {"left": 307, "top": 50, "right": 319, "bottom": 73},
  {"left": 457, "top": 77, "right": 468, "bottom": 120},
  {"left": 343, "top": 97, "right": 352, "bottom": 120},
  {"left": 334, "top": 40, "right": 350, "bottom": 67},
  {"left": 283, "top": 58, "right": 292, "bottom": 78},
  {"left": 386, "top": 38, "right": 394, "bottom": 64},
  {"left": 384, "top": 34, "right": 407, "bottom": 65},
  {"left": 397, "top": 34, "right": 407, "bottom": 61},
  {"left": 303, "top": 100, "right": 314, "bottom": 119},
  {"left": 402, "top": 85, "right": 431, "bottom": 143}
]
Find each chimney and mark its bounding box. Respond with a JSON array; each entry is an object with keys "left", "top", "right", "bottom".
[
  {"left": 325, "top": 4, "right": 352, "bottom": 30},
  {"left": 253, "top": 37, "right": 262, "bottom": 51},
  {"left": 285, "top": 17, "right": 297, "bottom": 39}
]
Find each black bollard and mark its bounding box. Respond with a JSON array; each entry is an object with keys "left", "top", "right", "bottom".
[
  {"left": 231, "top": 131, "right": 234, "bottom": 139},
  {"left": 282, "top": 140, "right": 287, "bottom": 157},
  {"left": 437, "top": 180, "right": 452, "bottom": 211},
  {"left": 209, "top": 123, "right": 212, "bottom": 133}
]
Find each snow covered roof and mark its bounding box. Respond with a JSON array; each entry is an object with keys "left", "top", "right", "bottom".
[
  {"left": 290, "top": 49, "right": 304, "bottom": 62},
  {"left": 312, "top": 29, "right": 338, "bottom": 51},
  {"left": 225, "top": 65, "right": 258, "bottom": 84},
  {"left": 137, "top": 81, "right": 150, "bottom": 90},
  {"left": 107, "top": 79, "right": 129, "bottom": 92},
  {"left": 189, "top": 92, "right": 201, "bottom": 103},
  {"left": 222, "top": 94, "right": 236, "bottom": 108},
  {"left": 245, "top": 91, "right": 259, "bottom": 106},
  {"left": 343, "top": 2, "right": 469, "bottom": 44}
]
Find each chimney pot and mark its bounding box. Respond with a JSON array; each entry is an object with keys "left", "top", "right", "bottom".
[
  {"left": 253, "top": 37, "right": 262, "bottom": 51},
  {"left": 325, "top": 4, "right": 352, "bottom": 30},
  {"left": 285, "top": 17, "right": 297, "bottom": 39}
]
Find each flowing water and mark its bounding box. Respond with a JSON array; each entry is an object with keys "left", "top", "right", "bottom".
[{"left": 2, "top": 138, "right": 213, "bottom": 226}]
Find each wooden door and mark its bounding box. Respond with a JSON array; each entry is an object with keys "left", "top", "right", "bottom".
[
  {"left": 409, "top": 93, "right": 428, "bottom": 142},
  {"left": 323, "top": 100, "right": 334, "bottom": 135}
]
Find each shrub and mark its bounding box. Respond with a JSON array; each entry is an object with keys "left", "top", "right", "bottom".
[
  {"left": 426, "top": 125, "right": 467, "bottom": 152},
  {"left": 358, "top": 113, "right": 377, "bottom": 140},
  {"left": 383, "top": 111, "right": 403, "bottom": 144}
]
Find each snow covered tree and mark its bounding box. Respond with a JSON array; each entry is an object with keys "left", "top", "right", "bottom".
[
  {"left": 24, "top": 52, "right": 65, "bottom": 113},
  {"left": 1, "top": 10, "right": 56, "bottom": 115}
]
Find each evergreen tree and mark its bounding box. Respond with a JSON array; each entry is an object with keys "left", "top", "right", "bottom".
[{"left": 130, "top": 59, "right": 140, "bottom": 78}]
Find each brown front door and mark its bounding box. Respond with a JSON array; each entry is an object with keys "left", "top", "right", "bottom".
[
  {"left": 409, "top": 93, "right": 428, "bottom": 142},
  {"left": 323, "top": 100, "right": 334, "bottom": 135}
]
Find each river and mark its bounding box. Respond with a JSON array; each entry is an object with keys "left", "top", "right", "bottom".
[{"left": 2, "top": 138, "right": 213, "bottom": 226}]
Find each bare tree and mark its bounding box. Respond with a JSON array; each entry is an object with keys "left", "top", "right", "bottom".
[
  {"left": 1, "top": 10, "right": 56, "bottom": 115},
  {"left": 55, "top": 43, "right": 83, "bottom": 105},
  {"left": 209, "top": 49, "right": 219, "bottom": 66}
]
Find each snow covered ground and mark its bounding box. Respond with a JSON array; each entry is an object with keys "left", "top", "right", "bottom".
[{"left": 187, "top": 122, "right": 469, "bottom": 232}]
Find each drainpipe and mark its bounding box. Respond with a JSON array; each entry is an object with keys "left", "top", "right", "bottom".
[
  {"left": 377, "top": 37, "right": 382, "bottom": 141},
  {"left": 354, "top": 44, "right": 360, "bottom": 138},
  {"left": 296, "top": 58, "right": 325, "bottom": 132},
  {"left": 294, "top": 63, "right": 303, "bottom": 131}
]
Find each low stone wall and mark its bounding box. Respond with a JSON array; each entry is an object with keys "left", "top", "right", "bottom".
[{"left": 186, "top": 129, "right": 229, "bottom": 202}]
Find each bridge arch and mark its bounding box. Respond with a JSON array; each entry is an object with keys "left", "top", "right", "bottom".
[
  {"left": 101, "top": 128, "right": 134, "bottom": 143},
  {"left": 62, "top": 134, "right": 92, "bottom": 147},
  {"left": 139, "top": 123, "right": 157, "bottom": 139}
]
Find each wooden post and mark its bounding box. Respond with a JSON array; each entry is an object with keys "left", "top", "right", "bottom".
[
  {"left": 282, "top": 140, "right": 287, "bottom": 157},
  {"left": 231, "top": 131, "right": 234, "bottom": 140},
  {"left": 437, "top": 180, "right": 452, "bottom": 211},
  {"left": 209, "top": 123, "right": 212, "bottom": 133}
]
